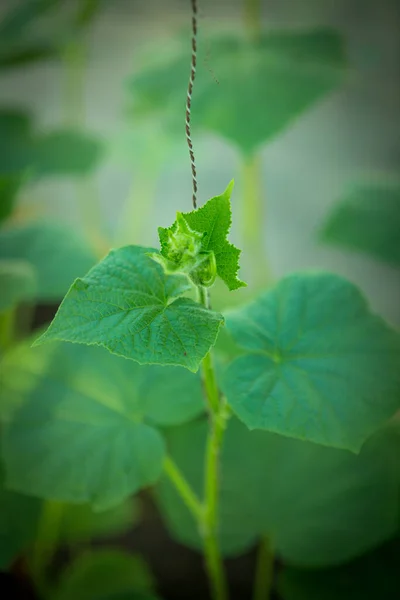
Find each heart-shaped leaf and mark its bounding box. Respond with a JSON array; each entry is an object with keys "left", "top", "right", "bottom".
[
  {"left": 1, "top": 341, "right": 166, "bottom": 510},
  {"left": 128, "top": 28, "right": 347, "bottom": 154},
  {"left": 223, "top": 272, "right": 400, "bottom": 452},
  {"left": 35, "top": 245, "right": 224, "bottom": 372}
]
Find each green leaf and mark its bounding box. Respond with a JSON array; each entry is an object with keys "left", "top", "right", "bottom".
[
  {"left": 0, "top": 109, "right": 103, "bottom": 177},
  {"left": 222, "top": 272, "right": 400, "bottom": 452},
  {"left": 31, "top": 130, "right": 104, "bottom": 176},
  {"left": 0, "top": 42, "right": 59, "bottom": 69},
  {"left": 128, "top": 28, "right": 346, "bottom": 154},
  {"left": 278, "top": 537, "right": 400, "bottom": 600},
  {"left": 35, "top": 245, "right": 224, "bottom": 372},
  {"left": 0, "top": 463, "right": 41, "bottom": 569},
  {"left": 156, "top": 416, "right": 400, "bottom": 566},
  {"left": 0, "top": 259, "right": 37, "bottom": 311},
  {"left": 137, "top": 365, "right": 204, "bottom": 426},
  {"left": 158, "top": 181, "right": 246, "bottom": 291},
  {"left": 57, "top": 498, "right": 139, "bottom": 544},
  {"left": 0, "top": 221, "right": 97, "bottom": 302},
  {"left": 1, "top": 341, "right": 166, "bottom": 510},
  {"left": 320, "top": 181, "right": 400, "bottom": 267},
  {"left": 53, "top": 550, "right": 160, "bottom": 600}
]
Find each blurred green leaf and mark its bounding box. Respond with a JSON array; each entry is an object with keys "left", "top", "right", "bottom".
[
  {"left": 0, "top": 341, "right": 166, "bottom": 510},
  {"left": 35, "top": 245, "right": 224, "bottom": 372},
  {"left": 223, "top": 272, "right": 400, "bottom": 452},
  {"left": 128, "top": 28, "right": 347, "bottom": 154},
  {"left": 320, "top": 182, "right": 400, "bottom": 267},
  {"left": 0, "top": 462, "right": 41, "bottom": 570},
  {"left": 0, "top": 221, "right": 97, "bottom": 302},
  {"left": 54, "top": 549, "right": 160, "bottom": 600},
  {"left": 0, "top": 1, "right": 60, "bottom": 41},
  {"left": 278, "top": 536, "right": 400, "bottom": 600},
  {"left": 0, "top": 41, "right": 59, "bottom": 69},
  {"left": 156, "top": 417, "right": 400, "bottom": 566},
  {"left": 31, "top": 130, "right": 104, "bottom": 176},
  {"left": 0, "top": 259, "right": 37, "bottom": 311},
  {"left": 0, "top": 108, "right": 103, "bottom": 177},
  {"left": 57, "top": 498, "right": 139, "bottom": 544}
]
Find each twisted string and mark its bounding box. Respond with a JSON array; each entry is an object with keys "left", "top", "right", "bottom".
[{"left": 186, "top": 0, "right": 198, "bottom": 209}]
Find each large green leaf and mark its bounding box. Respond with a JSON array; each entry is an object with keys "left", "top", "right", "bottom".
[
  {"left": 1, "top": 341, "right": 166, "bottom": 510},
  {"left": 53, "top": 550, "right": 160, "bottom": 600},
  {"left": 0, "top": 259, "right": 37, "bottom": 311},
  {"left": 0, "top": 221, "right": 97, "bottom": 302},
  {"left": 35, "top": 245, "right": 224, "bottom": 372},
  {"left": 156, "top": 417, "right": 400, "bottom": 566},
  {"left": 222, "top": 272, "right": 400, "bottom": 452},
  {"left": 278, "top": 536, "right": 400, "bottom": 600},
  {"left": 320, "top": 181, "right": 400, "bottom": 267},
  {"left": 0, "top": 463, "right": 41, "bottom": 569},
  {"left": 128, "top": 28, "right": 346, "bottom": 154}
]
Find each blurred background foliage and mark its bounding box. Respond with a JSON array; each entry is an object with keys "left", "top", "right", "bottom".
[{"left": 0, "top": 0, "right": 399, "bottom": 599}]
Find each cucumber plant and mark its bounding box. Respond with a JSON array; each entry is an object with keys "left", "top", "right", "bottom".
[{"left": 1, "top": 2, "right": 400, "bottom": 600}]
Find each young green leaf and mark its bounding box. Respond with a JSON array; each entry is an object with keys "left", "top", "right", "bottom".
[
  {"left": 156, "top": 416, "right": 400, "bottom": 566},
  {"left": 222, "top": 272, "right": 400, "bottom": 452},
  {"left": 320, "top": 181, "right": 400, "bottom": 267},
  {"left": 158, "top": 181, "right": 246, "bottom": 291},
  {"left": 0, "top": 221, "right": 97, "bottom": 302},
  {"left": 35, "top": 245, "right": 224, "bottom": 372},
  {"left": 53, "top": 550, "right": 160, "bottom": 600},
  {"left": 1, "top": 341, "right": 166, "bottom": 510}
]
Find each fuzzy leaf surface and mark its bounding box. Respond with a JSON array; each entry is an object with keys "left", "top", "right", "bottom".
[
  {"left": 320, "top": 182, "right": 400, "bottom": 266},
  {"left": 223, "top": 273, "right": 400, "bottom": 452},
  {"left": 159, "top": 182, "right": 245, "bottom": 291},
  {"left": 35, "top": 245, "right": 224, "bottom": 372}
]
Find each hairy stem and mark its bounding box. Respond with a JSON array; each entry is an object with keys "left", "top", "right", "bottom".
[
  {"left": 197, "top": 285, "right": 229, "bottom": 600},
  {"left": 253, "top": 535, "right": 274, "bottom": 600},
  {"left": 163, "top": 455, "right": 203, "bottom": 521}
]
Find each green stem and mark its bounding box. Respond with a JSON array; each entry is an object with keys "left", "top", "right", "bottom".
[
  {"left": 163, "top": 455, "right": 203, "bottom": 521},
  {"left": 29, "top": 500, "right": 64, "bottom": 599},
  {"left": 197, "top": 285, "right": 229, "bottom": 600},
  {"left": 253, "top": 535, "right": 274, "bottom": 600},
  {"left": 241, "top": 154, "right": 271, "bottom": 287},
  {"left": 244, "top": 0, "right": 262, "bottom": 40}
]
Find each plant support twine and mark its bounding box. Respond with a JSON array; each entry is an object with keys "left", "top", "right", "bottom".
[{"left": 186, "top": 0, "right": 198, "bottom": 208}]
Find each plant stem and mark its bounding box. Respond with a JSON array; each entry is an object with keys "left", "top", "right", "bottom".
[
  {"left": 163, "top": 455, "right": 203, "bottom": 521},
  {"left": 253, "top": 535, "right": 274, "bottom": 600},
  {"left": 29, "top": 500, "right": 64, "bottom": 599},
  {"left": 241, "top": 154, "right": 271, "bottom": 287},
  {"left": 197, "top": 285, "right": 229, "bottom": 600},
  {"left": 244, "top": 0, "right": 262, "bottom": 40}
]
